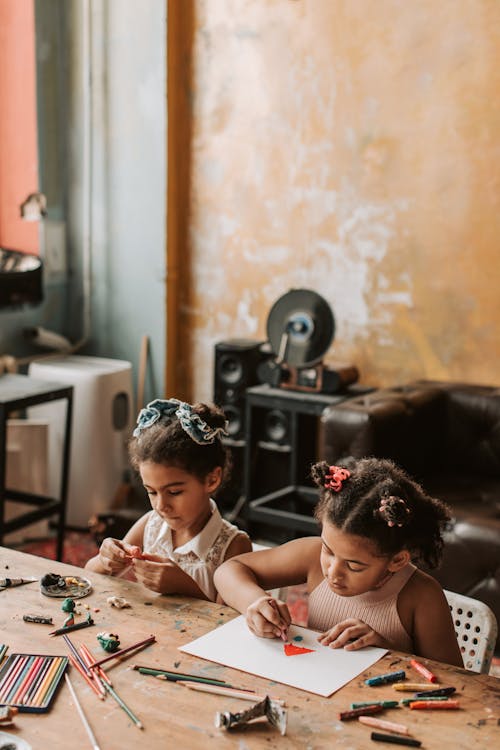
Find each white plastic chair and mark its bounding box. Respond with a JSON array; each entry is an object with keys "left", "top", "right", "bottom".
[{"left": 444, "top": 589, "right": 498, "bottom": 673}]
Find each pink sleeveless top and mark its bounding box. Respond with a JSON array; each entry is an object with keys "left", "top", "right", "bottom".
[{"left": 308, "top": 563, "right": 416, "bottom": 654}]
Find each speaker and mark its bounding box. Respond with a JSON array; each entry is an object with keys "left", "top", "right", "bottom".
[{"left": 213, "top": 339, "right": 266, "bottom": 441}]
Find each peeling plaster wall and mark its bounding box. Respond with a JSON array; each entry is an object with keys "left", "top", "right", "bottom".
[{"left": 187, "top": 0, "right": 500, "bottom": 402}]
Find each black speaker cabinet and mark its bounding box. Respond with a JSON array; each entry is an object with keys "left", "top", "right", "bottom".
[{"left": 213, "top": 339, "right": 266, "bottom": 441}]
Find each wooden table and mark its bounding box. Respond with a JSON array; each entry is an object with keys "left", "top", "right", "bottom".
[{"left": 0, "top": 547, "right": 499, "bottom": 749}]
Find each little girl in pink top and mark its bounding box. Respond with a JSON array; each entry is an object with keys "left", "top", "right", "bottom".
[{"left": 215, "top": 457, "right": 463, "bottom": 666}]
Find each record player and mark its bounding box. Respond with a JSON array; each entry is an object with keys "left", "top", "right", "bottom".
[{"left": 258, "top": 289, "right": 359, "bottom": 394}]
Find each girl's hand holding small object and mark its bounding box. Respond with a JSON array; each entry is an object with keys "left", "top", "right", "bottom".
[
  {"left": 97, "top": 537, "right": 134, "bottom": 575},
  {"left": 317, "top": 618, "right": 388, "bottom": 650},
  {"left": 131, "top": 554, "right": 184, "bottom": 594},
  {"left": 245, "top": 596, "right": 291, "bottom": 640}
]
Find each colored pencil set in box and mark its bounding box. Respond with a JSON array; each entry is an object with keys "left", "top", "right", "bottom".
[{"left": 0, "top": 653, "right": 68, "bottom": 712}]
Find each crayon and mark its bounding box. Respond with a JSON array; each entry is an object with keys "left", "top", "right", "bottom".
[
  {"left": 409, "top": 700, "right": 460, "bottom": 710},
  {"left": 400, "top": 696, "right": 450, "bottom": 705},
  {"left": 365, "top": 670, "right": 406, "bottom": 687},
  {"left": 340, "top": 704, "right": 385, "bottom": 721},
  {"left": 393, "top": 683, "right": 439, "bottom": 692},
  {"left": 352, "top": 701, "right": 399, "bottom": 709},
  {"left": 359, "top": 715, "right": 410, "bottom": 735},
  {"left": 371, "top": 731, "right": 421, "bottom": 747},
  {"left": 413, "top": 686, "right": 456, "bottom": 698},
  {"left": 409, "top": 659, "right": 437, "bottom": 683}
]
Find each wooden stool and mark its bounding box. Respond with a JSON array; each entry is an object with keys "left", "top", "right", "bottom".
[{"left": 0, "top": 373, "right": 73, "bottom": 560}]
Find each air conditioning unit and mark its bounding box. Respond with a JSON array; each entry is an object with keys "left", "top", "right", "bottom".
[{"left": 28, "top": 355, "right": 134, "bottom": 528}]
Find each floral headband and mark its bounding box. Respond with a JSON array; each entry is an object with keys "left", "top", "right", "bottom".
[
  {"left": 324, "top": 465, "right": 351, "bottom": 492},
  {"left": 133, "top": 398, "right": 228, "bottom": 445}
]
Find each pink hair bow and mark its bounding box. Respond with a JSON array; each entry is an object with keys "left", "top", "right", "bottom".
[{"left": 324, "top": 466, "right": 351, "bottom": 492}]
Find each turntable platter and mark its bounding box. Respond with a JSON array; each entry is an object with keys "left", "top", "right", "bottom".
[{"left": 266, "top": 289, "right": 335, "bottom": 368}]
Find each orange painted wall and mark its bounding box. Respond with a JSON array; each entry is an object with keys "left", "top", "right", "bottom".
[
  {"left": 0, "top": 0, "right": 38, "bottom": 253},
  {"left": 184, "top": 1, "right": 500, "bottom": 401}
]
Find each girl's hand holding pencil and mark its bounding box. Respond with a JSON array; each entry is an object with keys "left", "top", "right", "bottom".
[{"left": 245, "top": 595, "right": 291, "bottom": 640}]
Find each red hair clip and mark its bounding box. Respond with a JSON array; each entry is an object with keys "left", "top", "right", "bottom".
[{"left": 324, "top": 466, "right": 351, "bottom": 492}]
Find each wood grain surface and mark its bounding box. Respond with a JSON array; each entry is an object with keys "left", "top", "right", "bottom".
[{"left": 0, "top": 546, "right": 499, "bottom": 749}]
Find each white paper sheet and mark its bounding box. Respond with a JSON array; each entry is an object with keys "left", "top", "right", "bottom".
[{"left": 179, "top": 616, "right": 387, "bottom": 697}]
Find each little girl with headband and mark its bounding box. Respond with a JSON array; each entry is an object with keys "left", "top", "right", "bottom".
[
  {"left": 215, "top": 457, "right": 463, "bottom": 666},
  {"left": 85, "top": 399, "right": 251, "bottom": 600}
]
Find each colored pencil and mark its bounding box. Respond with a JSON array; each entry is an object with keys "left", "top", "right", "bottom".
[
  {"left": 358, "top": 715, "right": 410, "bottom": 735},
  {"left": 139, "top": 667, "right": 235, "bottom": 687},
  {"left": 22, "top": 657, "right": 53, "bottom": 705},
  {"left": 32, "top": 656, "right": 64, "bottom": 707},
  {"left": 409, "top": 659, "right": 437, "bottom": 683},
  {"left": 87, "top": 635, "right": 156, "bottom": 669},
  {"left": 49, "top": 620, "right": 96, "bottom": 636},
  {"left": 352, "top": 701, "right": 400, "bottom": 709},
  {"left": 0, "top": 654, "right": 24, "bottom": 701},
  {"left": 102, "top": 681, "right": 143, "bottom": 729},
  {"left": 40, "top": 657, "right": 68, "bottom": 708},
  {"left": 6, "top": 655, "right": 36, "bottom": 703},
  {"left": 176, "top": 680, "right": 286, "bottom": 705},
  {"left": 68, "top": 655, "right": 105, "bottom": 700},
  {"left": 11, "top": 655, "right": 44, "bottom": 705},
  {"left": 80, "top": 644, "right": 112, "bottom": 686},
  {"left": 63, "top": 634, "right": 91, "bottom": 676},
  {"left": 65, "top": 674, "right": 102, "bottom": 750}
]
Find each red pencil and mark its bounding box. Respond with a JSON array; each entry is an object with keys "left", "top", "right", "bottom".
[
  {"left": 87, "top": 635, "right": 156, "bottom": 669},
  {"left": 409, "top": 659, "right": 437, "bottom": 683}
]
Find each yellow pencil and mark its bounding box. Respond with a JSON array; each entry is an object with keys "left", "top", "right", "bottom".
[{"left": 31, "top": 656, "right": 63, "bottom": 707}]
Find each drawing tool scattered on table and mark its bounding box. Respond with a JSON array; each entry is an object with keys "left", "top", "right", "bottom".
[
  {"left": 133, "top": 665, "right": 236, "bottom": 686},
  {"left": 0, "top": 577, "right": 38, "bottom": 589},
  {"left": 87, "top": 635, "right": 156, "bottom": 668},
  {"left": 358, "top": 715, "right": 410, "bottom": 735},
  {"left": 65, "top": 673, "right": 102, "bottom": 750},
  {"left": 0, "top": 653, "right": 68, "bottom": 711},
  {"left": 176, "top": 680, "right": 285, "bottom": 705},
  {"left": 392, "top": 682, "right": 439, "bottom": 692},
  {"left": 413, "top": 686, "right": 455, "bottom": 698},
  {"left": 409, "top": 699, "right": 460, "bottom": 710},
  {"left": 102, "top": 681, "right": 144, "bottom": 729},
  {"left": 49, "top": 619, "right": 95, "bottom": 636},
  {"left": 365, "top": 670, "right": 406, "bottom": 686},
  {"left": 409, "top": 659, "right": 437, "bottom": 683},
  {"left": 339, "top": 704, "right": 386, "bottom": 721},
  {"left": 370, "top": 731, "right": 421, "bottom": 747},
  {"left": 352, "top": 700, "right": 399, "bottom": 709}
]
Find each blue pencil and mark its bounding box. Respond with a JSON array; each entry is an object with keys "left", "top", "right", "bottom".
[{"left": 365, "top": 670, "right": 406, "bottom": 687}]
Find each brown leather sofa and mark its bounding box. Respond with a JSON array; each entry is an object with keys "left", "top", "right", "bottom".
[{"left": 321, "top": 380, "right": 500, "bottom": 649}]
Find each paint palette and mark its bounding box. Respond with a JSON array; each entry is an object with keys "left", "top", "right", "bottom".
[
  {"left": 0, "top": 654, "right": 68, "bottom": 712},
  {"left": 40, "top": 574, "right": 92, "bottom": 599},
  {"left": 0, "top": 731, "right": 32, "bottom": 749}
]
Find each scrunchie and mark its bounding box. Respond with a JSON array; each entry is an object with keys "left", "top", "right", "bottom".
[
  {"left": 378, "top": 496, "right": 410, "bottom": 528},
  {"left": 324, "top": 465, "right": 351, "bottom": 492},
  {"left": 133, "top": 398, "right": 228, "bottom": 445}
]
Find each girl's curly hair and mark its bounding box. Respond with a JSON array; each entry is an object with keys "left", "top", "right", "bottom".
[{"left": 312, "top": 457, "right": 452, "bottom": 568}]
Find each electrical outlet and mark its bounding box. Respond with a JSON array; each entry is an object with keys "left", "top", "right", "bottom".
[{"left": 41, "top": 220, "right": 67, "bottom": 278}]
